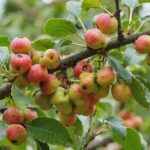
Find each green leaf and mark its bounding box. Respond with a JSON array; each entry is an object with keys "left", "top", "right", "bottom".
[
  {"left": 108, "top": 55, "right": 132, "bottom": 84},
  {"left": 36, "top": 140, "right": 50, "bottom": 150},
  {"left": 0, "top": 47, "right": 10, "bottom": 64},
  {"left": 82, "top": 0, "right": 101, "bottom": 10},
  {"left": 11, "top": 85, "right": 34, "bottom": 109},
  {"left": 27, "top": 117, "right": 71, "bottom": 146},
  {"left": 45, "top": 18, "right": 76, "bottom": 38},
  {"left": 122, "top": 0, "right": 138, "bottom": 9},
  {"left": 0, "top": 121, "right": 8, "bottom": 142},
  {"left": 123, "top": 48, "right": 146, "bottom": 66},
  {"left": 129, "top": 77, "right": 150, "bottom": 108},
  {"left": 66, "top": 1, "right": 81, "bottom": 18},
  {"left": 55, "top": 39, "right": 72, "bottom": 49},
  {"left": 113, "top": 128, "right": 144, "bottom": 150},
  {"left": 106, "top": 116, "right": 126, "bottom": 140},
  {"left": 74, "top": 118, "right": 83, "bottom": 136},
  {"left": 139, "top": 0, "right": 150, "bottom": 3},
  {"left": 33, "top": 35, "right": 55, "bottom": 51},
  {"left": 0, "top": 37, "right": 10, "bottom": 47}
]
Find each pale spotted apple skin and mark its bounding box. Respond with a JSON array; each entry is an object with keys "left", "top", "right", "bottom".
[
  {"left": 96, "top": 13, "right": 118, "bottom": 34},
  {"left": 11, "top": 54, "right": 32, "bottom": 74},
  {"left": 135, "top": 35, "right": 150, "bottom": 53},
  {"left": 84, "top": 28, "right": 108, "bottom": 49},
  {"left": 6, "top": 124, "right": 27, "bottom": 145},
  {"left": 10, "top": 37, "right": 32, "bottom": 54},
  {"left": 3, "top": 108, "right": 24, "bottom": 124}
]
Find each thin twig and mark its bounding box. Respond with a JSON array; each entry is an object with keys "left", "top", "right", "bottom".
[{"left": 114, "top": 0, "right": 124, "bottom": 41}]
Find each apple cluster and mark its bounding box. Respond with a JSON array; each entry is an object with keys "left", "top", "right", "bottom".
[
  {"left": 135, "top": 35, "right": 150, "bottom": 65},
  {"left": 3, "top": 108, "right": 37, "bottom": 145},
  {"left": 119, "top": 110, "right": 143, "bottom": 129},
  {"left": 84, "top": 13, "right": 118, "bottom": 49}
]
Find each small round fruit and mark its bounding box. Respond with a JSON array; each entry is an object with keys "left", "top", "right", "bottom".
[
  {"left": 124, "top": 119, "right": 135, "bottom": 128},
  {"left": 39, "top": 49, "right": 60, "bottom": 69},
  {"left": 73, "top": 60, "right": 94, "bottom": 78},
  {"left": 132, "top": 116, "right": 143, "bottom": 129},
  {"left": 135, "top": 35, "right": 150, "bottom": 53},
  {"left": 95, "top": 86, "right": 109, "bottom": 98},
  {"left": 11, "top": 54, "right": 32, "bottom": 74},
  {"left": 40, "top": 74, "right": 59, "bottom": 95},
  {"left": 27, "top": 64, "right": 48, "bottom": 84},
  {"left": 119, "top": 110, "right": 133, "bottom": 120},
  {"left": 3, "top": 108, "right": 24, "bottom": 124},
  {"left": 96, "top": 67, "right": 115, "bottom": 87},
  {"left": 59, "top": 113, "right": 77, "bottom": 125},
  {"left": 80, "top": 72, "right": 98, "bottom": 94},
  {"left": 31, "top": 51, "right": 43, "bottom": 64},
  {"left": 10, "top": 37, "right": 32, "bottom": 54},
  {"left": 111, "top": 83, "right": 132, "bottom": 103},
  {"left": 96, "top": 13, "right": 118, "bottom": 34},
  {"left": 6, "top": 124, "right": 27, "bottom": 145},
  {"left": 84, "top": 28, "right": 108, "bottom": 49},
  {"left": 24, "top": 109, "right": 37, "bottom": 123}
]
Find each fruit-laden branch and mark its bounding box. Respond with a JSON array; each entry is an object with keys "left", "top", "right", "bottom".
[
  {"left": 1, "top": 30, "right": 150, "bottom": 99},
  {"left": 85, "top": 137, "right": 113, "bottom": 150},
  {"left": 114, "top": 0, "right": 124, "bottom": 41}
]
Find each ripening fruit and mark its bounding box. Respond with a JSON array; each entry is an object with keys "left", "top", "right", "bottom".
[
  {"left": 24, "top": 109, "right": 38, "bottom": 123},
  {"left": 96, "top": 67, "right": 115, "bottom": 87},
  {"left": 59, "top": 113, "right": 77, "bottom": 125},
  {"left": 111, "top": 83, "right": 132, "bottom": 103},
  {"left": 11, "top": 54, "right": 32, "bottom": 74},
  {"left": 135, "top": 35, "right": 150, "bottom": 53},
  {"left": 39, "top": 49, "right": 60, "bottom": 69},
  {"left": 40, "top": 74, "right": 59, "bottom": 95},
  {"left": 73, "top": 60, "right": 94, "bottom": 78},
  {"left": 27, "top": 64, "right": 48, "bottom": 84},
  {"left": 94, "top": 86, "right": 109, "bottom": 98},
  {"left": 15, "top": 76, "right": 29, "bottom": 89},
  {"left": 119, "top": 110, "right": 133, "bottom": 120},
  {"left": 124, "top": 119, "right": 135, "bottom": 128},
  {"left": 132, "top": 116, "right": 143, "bottom": 129},
  {"left": 10, "top": 37, "right": 32, "bottom": 54},
  {"left": 80, "top": 72, "right": 98, "bottom": 94},
  {"left": 3, "top": 108, "right": 24, "bottom": 124},
  {"left": 31, "top": 51, "right": 43, "bottom": 64},
  {"left": 50, "top": 87, "right": 70, "bottom": 106},
  {"left": 84, "top": 28, "right": 108, "bottom": 49},
  {"left": 35, "top": 92, "right": 52, "bottom": 110},
  {"left": 96, "top": 13, "right": 118, "bottom": 34},
  {"left": 6, "top": 124, "right": 27, "bottom": 145}
]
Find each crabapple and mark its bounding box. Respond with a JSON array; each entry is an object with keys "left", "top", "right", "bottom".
[
  {"left": 96, "top": 67, "right": 115, "bottom": 87},
  {"left": 32, "top": 51, "right": 43, "bottom": 64},
  {"left": 50, "top": 87, "right": 70, "bottom": 106},
  {"left": 73, "top": 60, "right": 94, "bottom": 78},
  {"left": 132, "top": 116, "right": 143, "bottom": 129},
  {"left": 96, "top": 13, "right": 118, "bottom": 34},
  {"left": 15, "top": 76, "right": 29, "bottom": 89},
  {"left": 27, "top": 64, "right": 48, "bottom": 84},
  {"left": 135, "top": 35, "right": 150, "bottom": 53},
  {"left": 40, "top": 74, "right": 59, "bottom": 95},
  {"left": 111, "top": 83, "right": 132, "bottom": 103},
  {"left": 39, "top": 49, "right": 60, "bottom": 69},
  {"left": 10, "top": 37, "right": 32, "bottom": 54},
  {"left": 84, "top": 28, "right": 108, "bottom": 49},
  {"left": 94, "top": 86, "right": 110, "bottom": 98},
  {"left": 24, "top": 109, "right": 38, "bottom": 123},
  {"left": 11, "top": 54, "right": 32, "bottom": 74},
  {"left": 6, "top": 124, "right": 27, "bottom": 145},
  {"left": 59, "top": 113, "right": 77, "bottom": 125},
  {"left": 3, "top": 108, "right": 24, "bottom": 124},
  {"left": 80, "top": 72, "right": 98, "bottom": 94}
]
